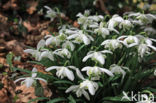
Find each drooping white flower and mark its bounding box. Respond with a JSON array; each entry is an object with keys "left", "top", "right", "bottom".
[
  {"left": 119, "top": 20, "right": 133, "bottom": 30},
  {"left": 79, "top": 80, "right": 99, "bottom": 96},
  {"left": 62, "top": 41, "right": 75, "bottom": 51},
  {"left": 82, "top": 50, "right": 112, "bottom": 64},
  {"left": 58, "top": 33, "right": 67, "bottom": 41},
  {"left": 107, "top": 14, "right": 124, "bottom": 29},
  {"left": 53, "top": 48, "right": 71, "bottom": 59},
  {"left": 144, "top": 38, "right": 156, "bottom": 51},
  {"left": 46, "top": 66, "right": 84, "bottom": 81},
  {"left": 94, "top": 22, "right": 119, "bottom": 38},
  {"left": 128, "top": 12, "right": 156, "bottom": 25},
  {"left": 24, "top": 39, "right": 45, "bottom": 61},
  {"left": 138, "top": 44, "right": 150, "bottom": 58},
  {"left": 66, "top": 85, "right": 90, "bottom": 100},
  {"left": 109, "top": 64, "right": 130, "bottom": 80},
  {"left": 154, "top": 69, "right": 156, "bottom": 76},
  {"left": 77, "top": 10, "right": 103, "bottom": 29},
  {"left": 45, "top": 35, "right": 61, "bottom": 46},
  {"left": 67, "top": 30, "right": 94, "bottom": 45},
  {"left": 101, "top": 39, "right": 122, "bottom": 51},
  {"left": 94, "top": 25, "right": 109, "bottom": 38},
  {"left": 82, "top": 66, "right": 114, "bottom": 80},
  {"left": 44, "top": 6, "right": 57, "bottom": 21},
  {"left": 66, "top": 80, "right": 99, "bottom": 100},
  {"left": 40, "top": 50, "right": 54, "bottom": 61},
  {"left": 14, "top": 68, "right": 47, "bottom": 88},
  {"left": 143, "top": 27, "right": 156, "bottom": 35},
  {"left": 118, "top": 35, "right": 139, "bottom": 48}
]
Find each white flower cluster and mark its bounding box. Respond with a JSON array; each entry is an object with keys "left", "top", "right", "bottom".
[{"left": 22, "top": 10, "right": 156, "bottom": 100}]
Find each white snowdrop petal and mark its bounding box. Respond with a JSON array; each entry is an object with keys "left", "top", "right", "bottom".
[
  {"left": 82, "top": 90, "right": 90, "bottom": 100},
  {"left": 46, "top": 66, "right": 59, "bottom": 71},
  {"left": 82, "top": 54, "right": 93, "bottom": 62},
  {"left": 37, "top": 39, "right": 45, "bottom": 50},
  {"left": 65, "top": 85, "right": 79, "bottom": 93},
  {"left": 65, "top": 69, "right": 74, "bottom": 81}
]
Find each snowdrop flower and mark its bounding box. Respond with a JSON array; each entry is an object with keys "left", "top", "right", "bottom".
[
  {"left": 45, "top": 35, "right": 61, "bottom": 46},
  {"left": 101, "top": 39, "right": 122, "bottom": 51},
  {"left": 66, "top": 85, "right": 90, "bottom": 100},
  {"left": 144, "top": 38, "right": 156, "bottom": 51},
  {"left": 154, "top": 69, "right": 156, "bottom": 76},
  {"left": 94, "top": 22, "right": 119, "bottom": 38},
  {"left": 138, "top": 44, "right": 150, "bottom": 58},
  {"left": 62, "top": 41, "right": 75, "bottom": 51},
  {"left": 67, "top": 30, "right": 94, "bottom": 45},
  {"left": 128, "top": 12, "right": 156, "bottom": 24},
  {"left": 76, "top": 11, "right": 90, "bottom": 29},
  {"left": 58, "top": 33, "right": 67, "bottom": 41},
  {"left": 119, "top": 20, "right": 133, "bottom": 30},
  {"left": 53, "top": 48, "right": 71, "bottom": 58},
  {"left": 135, "top": 35, "right": 156, "bottom": 58},
  {"left": 79, "top": 80, "right": 99, "bottom": 96},
  {"left": 40, "top": 50, "right": 54, "bottom": 61},
  {"left": 118, "top": 35, "right": 139, "bottom": 48},
  {"left": 65, "top": 28, "right": 79, "bottom": 35},
  {"left": 110, "top": 64, "right": 130, "bottom": 80},
  {"left": 24, "top": 39, "right": 45, "bottom": 61},
  {"left": 44, "top": 6, "right": 57, "bottom": 21},
  {"left": 88, "top": 15, "right": 104, "bottom": 22},
  {"left": 46, "top": 66, "right": 84, "bottom": 81},
  {"left": 83, "top": 50, "right": 112, "bottom": 65},
  {"left": 14, "top": 68, "right": 47, "bottom": 88},
  {"left": 143, "top": 27, "right": 156, "bottom": 35},
  {"left": 77, "top": 10, "right": 103, "bottom": 29},
  {"left": 107, "top": 14, "right": 124, "bottom": 29},
  {"left": 82, "top": 66, "right": 114, "bottom": 80},
  {"left": 66, "top": 79, "right": 99, "bottom": 100},
  {"left": 94, "top": 22, "right": 109, "bottom": 38}
]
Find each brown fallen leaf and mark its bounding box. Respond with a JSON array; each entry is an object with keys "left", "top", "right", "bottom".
[
  {"left": 73, "top": 21, "right": 79, "bottom": 28},
  {"left": 26, "top": 0, "right": 38, "bottom": 15},
  {"left": 15, "top": 81, "right": 52, "bottom": 103},
  {"left": 23, "top": 21, "right": 37, "bottom": 32},
  {"left": 5, "top": 40, "right": 26, "bottom": 56},
  {"left": 0, "top": 75, "right": 16, "bottom": 103},
  {"left": 2, "top": 0, "right": 18, "bottom": 10},
  {"left": 0, "top": 88, "right": 11, "bottom": 103}
]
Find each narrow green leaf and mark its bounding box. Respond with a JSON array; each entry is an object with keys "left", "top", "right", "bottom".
[
  {"left": 28, "top": 97, "right": 49, "bottom": 103},
  {"left": 47, "top": 97, "right": 66, "bottom": 103},
  {"left": 6, "top": 52, "right": 13, "bottom": 71},
  {"left": 68, "top": 95, "right": 76, "bottom": 103},
  {"left": 35, "top": 81, "right": 44, "bottom": 97},
  {"left": 53, "top": 80, "right": 74, "bottom": 85}
]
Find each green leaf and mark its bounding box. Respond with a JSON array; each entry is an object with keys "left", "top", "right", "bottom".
[
  {"left": 0, "top": 83, "right": 3, "bottom": 90},
  {"left": 13, "top": 67, "right": 31, "bottom": 73},
  {"left": 53, "top": 80, "right": 74, "bottom": 85},
  {"left": 102, "top": 96, "right": 128, "bottom": 102},
  {"left": 47, "top": 97, "right": 67, "bottom": 103},
  {"left": 6, "top": 52, "right": 13, "bottom": 71},
  {"left": 35, "top": 81, "right": 44, "bottom": 97},
  {"left": 77, "top": 44, "right": 85, "bottom": 52},
  {"left": 68, "top": 95, "right": 76, "bottom": 103},
  {"left": 28, "top": 97, "right": 49, "bottom": 103}
]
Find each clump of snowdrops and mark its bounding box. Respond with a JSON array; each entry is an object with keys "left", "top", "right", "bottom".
[{"left": 15, "top": 7, "right": 156, "bottom": 103}]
